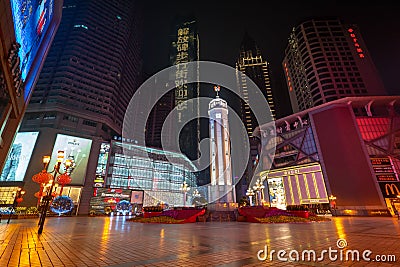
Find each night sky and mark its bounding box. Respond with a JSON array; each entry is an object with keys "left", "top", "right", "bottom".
[{"left": 142, "top": 1, "right": 400, "bottom": 117}]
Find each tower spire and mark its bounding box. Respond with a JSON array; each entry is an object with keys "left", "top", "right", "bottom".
[{"left": 214, "top": 85, "right": 220, "bottom": 97}]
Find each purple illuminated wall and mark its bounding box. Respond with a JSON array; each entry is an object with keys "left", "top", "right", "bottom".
[{"left": 311, "top": 104, "right": 384, "bottom": 207}]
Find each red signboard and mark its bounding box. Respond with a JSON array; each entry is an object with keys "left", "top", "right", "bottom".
[
  {"left": 370, "top": 157, "right": 391, "bottom": 166},
  {"left": 376, "top": 174, "right": 398, "bottom": 182}
]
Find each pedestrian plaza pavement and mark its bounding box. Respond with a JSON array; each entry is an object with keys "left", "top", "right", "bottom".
[{"left": 0, "top": 215, "right": 399, "bottom": 266}]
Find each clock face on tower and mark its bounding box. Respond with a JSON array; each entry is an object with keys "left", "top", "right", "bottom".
[{"left": 216, "top": 113, "right": 221, "bottom": 119}]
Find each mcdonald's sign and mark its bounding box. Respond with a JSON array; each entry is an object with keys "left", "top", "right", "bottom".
[{"left": 379, "top": 182, "right": 400, "bottom": 198}]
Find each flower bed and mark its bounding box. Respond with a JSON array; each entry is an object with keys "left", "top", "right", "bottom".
[
  {"left": 129, "top": 208, "right": 206, "bottom": 224},
  {"left": 128, "top": 216, "right": 185, "bottom": 224},
  {"left": 238, "top": 206, "right": 330, "bottom": 223}
]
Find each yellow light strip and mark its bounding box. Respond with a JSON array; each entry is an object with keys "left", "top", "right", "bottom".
[
  {"left": 296, "top": 175, "right": 302, "bottom": 202},
  {"left": 303, "top": 174, "right": 310, "bottom": 199},
  {"left": 287, "top": 175, "right": 295, "bottom": 205},
  {"left": 312, "top": 172, "right": 320, "bottom": 198}
]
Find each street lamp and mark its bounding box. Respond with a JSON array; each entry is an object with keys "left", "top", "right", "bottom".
[
  {"left": 180, "top": 181, "right": 190, "bottom": 207},
  {"left": 192, "top": 189, "right": 201, "bottom": 206},
  {"left": 35, "top": 151, "right": 72, "bottom": 234},
  {"left": 329, "top": 195, "right": 337, "bottom": 216},
  {"left": 246, "top": 188, "right": 255, "bottom": 206},
  {"left": 193, "top": 189, "right": 201, "bottom": 198},
  {"left": 7, "top": 187, "right": 25, "bottom": 224},
  {"left": 252, "top": 179, "right": 265, "bottom": 206}
]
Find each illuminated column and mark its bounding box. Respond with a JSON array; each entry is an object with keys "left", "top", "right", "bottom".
[{"left": 209, "top": 86, "right": 235, "bottom": 203}]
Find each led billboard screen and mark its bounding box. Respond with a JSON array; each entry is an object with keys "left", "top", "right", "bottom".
[
  {"left": 10, "top": 0, "right": 55, "bottom": 100},
  {"left": 94, "top": 142, "right": 110, "bottom": 187},
  {"left": 0, "top": 132, "right": 39, "bottom": 182},
  {"left": 49, "top": 134, "right": 92, "bottom": 185}
]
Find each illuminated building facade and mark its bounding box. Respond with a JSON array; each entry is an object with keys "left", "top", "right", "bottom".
[
  {"left": 208, "top": 89, "right": 235, "bottom": 203},
  {"left": 169, "top": 18, "right": 200, "bottom": 161},
  {"left": 88, "top": 138, "right": 200, "bottom": 213},
  {"left": 256, "top": 96, "right": 400, "bottom": 216},
  {"left": 13, "top": 0, "right": 143, "bottom": 214},
  {"left": 0, "top": 0, "right": 62, "bottom": 175},
  {"left": 283, "top": 18, "right": 387, "bottom": 113},
  {"left": 236, "top": 33, "right": 276, "bottom": 135}
]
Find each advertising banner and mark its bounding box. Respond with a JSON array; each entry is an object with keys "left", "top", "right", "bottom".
[
  {"left": 0, "top": 132, "right": 39, "bottom": 181},
  {"left": 94, "top": 142, "right": 110, "bottom": 187},
  {"left": 90, "top": 188, "right": 132, "bottom": 215},
  {"left": 10, "top": 0, "right": 55, "bottom": 100},
  {"left": 131, "top": 190, "right": 144, "bottom": 204},
  {"left": 267, "top": 178, "right": 287, "bottom": 210},
  {"left": 49, "top": 134, "right": 92, "bottom": 185}
]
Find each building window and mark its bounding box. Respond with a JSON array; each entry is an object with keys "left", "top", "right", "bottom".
[
  {"left": 83, "top": 120, "right": 97, "bottom": 127},
  {"left": 63, "top": 115, "right": 78, "bottom": 122}
]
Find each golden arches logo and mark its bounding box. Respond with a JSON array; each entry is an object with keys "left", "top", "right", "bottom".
[{"left": 385, "top": 183, "right": 400, "bottom": 196}]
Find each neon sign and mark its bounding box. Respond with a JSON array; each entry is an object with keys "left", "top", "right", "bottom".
[{"left": 348, "top": 28, "right": 364, "bottom": 59}]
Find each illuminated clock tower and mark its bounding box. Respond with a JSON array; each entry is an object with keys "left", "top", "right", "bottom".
[{"left": 208, "top": 86, "right": 235, "bottom": 203}]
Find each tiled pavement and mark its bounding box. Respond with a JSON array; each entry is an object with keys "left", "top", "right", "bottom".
[{"left": 0, "top": 215, "right": 399, "bottom": 266}]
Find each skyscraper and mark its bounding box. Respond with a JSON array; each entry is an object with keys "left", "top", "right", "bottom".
[
  {"left": 235, "top": 33, "right": 275, "bottom": 199},
  {"left": 236, "top": 33, "right": 277, "bottom": 137},
  {"left": 18, "top": 0, "right": 143, "bottom": 213},
  {"left": 283, "top": 18, "right": 387, "bottom": 113},
  {"left": 21, "top": 0, "right": 143, "bottom": 139}
]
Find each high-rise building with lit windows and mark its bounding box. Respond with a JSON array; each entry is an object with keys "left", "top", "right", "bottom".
[
  {"left": 21, "top": 0, "right": 143, "bottom": 139},
  {"left": 236, "top": 33, "right": 277, "bottom": 137},
  {"left": 283, "top": 18, "right": 387, "bottom": 113}
]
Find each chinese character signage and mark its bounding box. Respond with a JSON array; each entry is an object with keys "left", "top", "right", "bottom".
[{"left": 370, "top": 157, "right": 398, "bottom": 182}]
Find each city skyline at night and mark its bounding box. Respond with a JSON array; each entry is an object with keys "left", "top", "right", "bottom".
[{"left": 142, "top": 1, "right": 400, "bottom": 117}]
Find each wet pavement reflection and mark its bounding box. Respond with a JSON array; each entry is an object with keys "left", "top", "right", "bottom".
[{"left": 0, "top": 216, "right": 399, "bottom": 266}]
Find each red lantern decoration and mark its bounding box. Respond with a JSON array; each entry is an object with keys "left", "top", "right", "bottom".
[
  {"left": 32, "top": 170, "right": 53, "bottom": 184},
  {"left": 34, "top": 191, "right": 42, "bottom": 198},
  {"left": 56, "top": 173, "right": 72, "bottom": 195},
  {"left": 16, "top": 197, "right": 23, "bottom": 204},
  {"left": 32, "top": 170, "right": 53, "bottom": 206}
]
